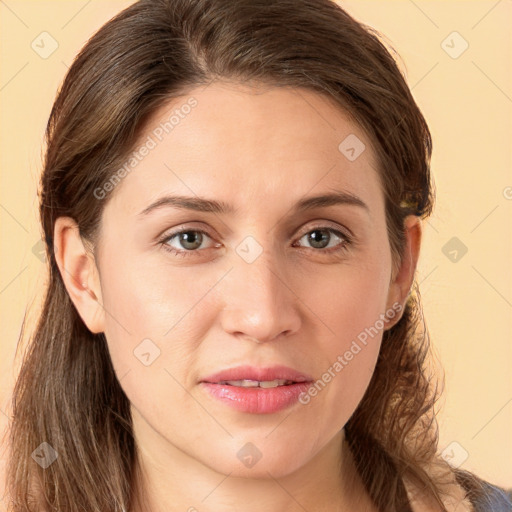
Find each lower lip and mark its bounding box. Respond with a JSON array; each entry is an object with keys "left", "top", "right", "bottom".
[{"left": 200, "top": 382, "right": 313, "bottom": 414}]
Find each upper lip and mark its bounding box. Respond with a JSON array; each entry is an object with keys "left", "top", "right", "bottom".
[{"left": 201, "top": 365, "right": 314, "bottom": 384}]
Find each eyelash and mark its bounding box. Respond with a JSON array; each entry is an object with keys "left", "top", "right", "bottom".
[{"left": 158, "top": 225, "right": 352, "bottom": 259}]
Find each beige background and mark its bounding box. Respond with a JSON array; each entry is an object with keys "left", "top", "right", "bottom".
[{"left": 1, "top": 0, "right": 511, "bottom": 505}]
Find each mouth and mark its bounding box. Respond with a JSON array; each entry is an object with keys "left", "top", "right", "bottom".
[
  {"left": 200, "top": 365, "right": 314, "bottom": 414},
  {"left": 216, "top": 379, "right": 298, "bottom": 388}
]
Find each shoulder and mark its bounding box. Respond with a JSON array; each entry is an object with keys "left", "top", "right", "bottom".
[
  {"left": 405, "top": 471, "right": 512, "bottom": 512},
  {"left": 405, "top": 474, "right": 475, "bottom": 512},
  {"left": 467, "top": 481, "right": 512, "bottom": 512}
]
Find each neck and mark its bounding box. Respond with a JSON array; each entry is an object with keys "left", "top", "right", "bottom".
[{"left": 129, "top": 410, "right": 374, "bottom": 512}]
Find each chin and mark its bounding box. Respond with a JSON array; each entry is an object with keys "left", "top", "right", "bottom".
[{"left": 201, "top": 440, "right": 311, "bottom": 479}]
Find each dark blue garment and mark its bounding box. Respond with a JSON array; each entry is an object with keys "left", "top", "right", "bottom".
[{"left": 469, "top": 481, "right": 512, "bottom": 511}]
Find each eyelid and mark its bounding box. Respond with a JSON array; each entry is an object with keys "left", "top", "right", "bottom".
[
  {"left": 158, "top": 220, "right": 351, "bottom": 243},
  {"left": 157, "top": 221, "right": 216, "bottom": 240},
  {"left": 296, "top": 220, "right": 352, "bottom": 240}
]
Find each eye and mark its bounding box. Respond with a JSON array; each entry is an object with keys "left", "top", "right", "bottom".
[
  {"left": 293, "top": 227, "right": 351, "bottom": 254},
  {"left": 158, "top": 225, "right": 352, "bottom": 259},
  {"left": 159, "top": 228, "right": 217, "bottom": 258}
]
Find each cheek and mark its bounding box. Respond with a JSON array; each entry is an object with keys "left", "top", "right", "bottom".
[
  {"left": 307, "top": 251, "right": 392, "bottom": 348},
  {"left": 97, "top": 248, "right": 215, "bottom": 381},
  {"left": 99, "top": 244, "right": 191, "bottom": 334},
  {"left": 300, "top": 251, "right": 391, "bottom": 418}
]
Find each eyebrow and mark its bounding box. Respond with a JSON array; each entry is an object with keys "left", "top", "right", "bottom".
[{"left": 137, "top": 190, "right": 370, "bottom": 217}]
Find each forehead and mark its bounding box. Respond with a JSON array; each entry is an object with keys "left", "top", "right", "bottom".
[{"left": 103, "top": 81, "right": 383, "bottom": 219}]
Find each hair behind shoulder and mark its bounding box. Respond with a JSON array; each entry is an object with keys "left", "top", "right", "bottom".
[{"left": 3, "top": 1, "right": 490, "bottom": 510}]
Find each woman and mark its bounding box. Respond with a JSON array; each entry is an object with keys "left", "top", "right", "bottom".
[{"left": 4, "top": 0, "right": 511, "bottom": 511}]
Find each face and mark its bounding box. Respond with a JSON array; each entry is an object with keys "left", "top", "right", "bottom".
[{"left": 61, "top": 81, "right": 413, "bottom": 479}]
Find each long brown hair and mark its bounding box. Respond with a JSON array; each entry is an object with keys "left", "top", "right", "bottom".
[{"left": 4, "top": 0, "right": 493, "bottom": 510}]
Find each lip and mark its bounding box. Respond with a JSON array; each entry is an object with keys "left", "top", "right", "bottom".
[
  {"left": 200, "top": 365, "right": 314, "bottom": 414},
  {"left": 201, "top": 364, "right": 314, "bottom": 384},
  {"left": 201, "top": 382, "right": 312, "bottom": 414}
]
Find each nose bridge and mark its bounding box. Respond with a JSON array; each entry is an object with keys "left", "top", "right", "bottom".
[{"left": 219, "top": 238, "right": 301, "bottom": 343}]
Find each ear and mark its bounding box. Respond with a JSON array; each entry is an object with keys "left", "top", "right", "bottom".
[
  {"left": 385, "top": 215, "right": 422, "bottom": 327},
  {"left": 53, "top": 217, "right": 105, "bottom": 334}
]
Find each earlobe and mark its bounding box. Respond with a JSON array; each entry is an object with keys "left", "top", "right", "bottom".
[
  {"left": 385, "top": 215, "right": 422, "bottom": 325},
  {"left": 53, "top": 217, "right": 105, "bottom": 334}
]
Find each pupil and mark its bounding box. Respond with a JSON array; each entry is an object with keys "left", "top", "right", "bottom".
[
  {"left": 181, "top": 231, "right": 202, "bottom": 250},
  {"left": 309, "top": 229, "right": 329, "bottom": 249}
]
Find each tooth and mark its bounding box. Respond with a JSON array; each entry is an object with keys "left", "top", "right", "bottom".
[
  {"left": 223, "top": 380, "right": 259, "bottom": 387},
  {"left": 241, "top": 379, "right": 260, "bottom": 387},
  {"left": 219, "top": 379, "right": 293, "bottom": 388},
  {"left": 259, "top": 380, "right": 280, "bottom": 388}
]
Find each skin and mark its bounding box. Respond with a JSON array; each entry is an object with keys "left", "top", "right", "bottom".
[{"left": 54, "top": 81, "right": 424, "bottom": 512}]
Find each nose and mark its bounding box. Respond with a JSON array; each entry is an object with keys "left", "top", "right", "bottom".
[{"left": 219, "top": 248, "right": 302, "bottom": 344}]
